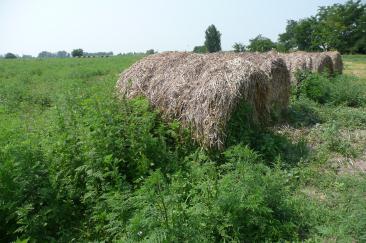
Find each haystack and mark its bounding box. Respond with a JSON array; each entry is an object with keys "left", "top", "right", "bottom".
[
  {"left": 326, "top": 51, "right": 343, "bottom": 74},
  {"left": 240, "top": 51, "right": 290, "bottom": 110},
  {"left": 280, "top": 52, "right": 313, "bottom": 84},
  {"left": 116, "top": 52, "right": 290, "bottom": 149},
  {"left": 309, "top": 52, "right": 334, "bottom": 74},
  {"left": 280, "top": 51, "right": 334, "bottom": 84}
]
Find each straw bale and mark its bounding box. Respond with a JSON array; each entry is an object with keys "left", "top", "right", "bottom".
[
  {"left": 325, "top": 51, "right": 343, "bottom": 74},
  {"left": 280, "top": 51, "right": 334, "bottom": 84},
  {"left": 309, "top": 52, "right": 334, "bottom": 74},
  {"left": 241, "top": 51, "right": 291, "bottom": 110},
  {"left": 116, "top": 52, "right": 290, "bottom": 149}
]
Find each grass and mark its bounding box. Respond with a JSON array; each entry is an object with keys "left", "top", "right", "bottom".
[
  {"left": 0, "top": 55, "right": 366, "bottom": 242},
  {"left": 343, "top": 55, "right": 366, "bottom": 78}
]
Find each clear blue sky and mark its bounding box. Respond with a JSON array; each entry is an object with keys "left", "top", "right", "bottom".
[{"left": 0, "top": 0, "right": 346, "bottom": 56}]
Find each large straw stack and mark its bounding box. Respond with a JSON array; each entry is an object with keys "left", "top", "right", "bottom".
[
  {"left": 280, "top": 52, "right": 312, "bottom": 84},
  {"left": 116, "top": 52, "right": 290, "bottom": 149},
  {"left": 326, "top": 51, "right": 343, "bottom": 74},
  {"left": 240, "top": 51, "right": 291, "bottom": 111}
]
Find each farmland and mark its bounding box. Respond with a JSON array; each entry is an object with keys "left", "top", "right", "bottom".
[{"left": 1, "top": 55, "right": 366, "bottom": 242}]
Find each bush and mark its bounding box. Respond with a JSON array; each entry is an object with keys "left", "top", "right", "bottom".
[
  {"left": 5, "top": 53, "right": 17, "bottom": 59},
  {"left": 193, "top": 45, "right": 207, "bottom": 53},
  {"left": 117, "top": 146, "right": 313, "bottom": 242},
  {"left": 297, "top": 72, "right": 331, "bottom": 104},
  {"left": 295, "top": 72, "right": 366, "bottom": 107},
  {"left": 146, "top": 49, "right": 155, "bottom": 55},
  {"left": 330, "top": 75, "right": 366, "bottom": 107},
  {"left": 233, "top": 42, "right": 246, "bottom": 52},
  {"left": 71, "top": 49, "right": 84, "bottom": 57},
  {"left": 0, "top": 92, "right": 313, "bottom": 242},
  {"left": 247, "top": 35, "right": 276, "bottom": 52}
]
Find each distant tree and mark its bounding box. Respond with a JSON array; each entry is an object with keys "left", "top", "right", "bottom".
[
  {"left": 233, "top": 43, "right": 246, "bottom": 52},
  {"left": 274, "top": 42, "right": 288, "bottom": 53},
  {"left": 56, "top": 51, "right": 70, "bottom": 58},
  {"left": 38, "top": 51, "right": 56, "bottom": 58},
  {"left": 278, "top": 1, "right": 366, "bottom": 54},
  {"left": 280, "top": 18, "right": 320, "bottom": 52},
  {"left": 71, "top": 49, "right": 84, "bottom": 57},
  {"left": 204, "top": 25, "right": 222, "bottom": 53},
  {"left": 146, "top": 49, "right": 155, "bottom": 55},
  {"left": 316, "top": 0, "right": 366, "bottom": 53},
  {"left": 5, "top": 53, "right": 17, "bottom": 59},
  {"left": 247, "top": 35, "right": 276, "bottom": 52},
  {"left": 278, "top": 20, "right": 298, "bottom": 52},
  {"left": 22, "top": 55, "right": 33, "bottom": 59},
  {"left": 193, "top": 45, "right": 207, "bottom": 53}
]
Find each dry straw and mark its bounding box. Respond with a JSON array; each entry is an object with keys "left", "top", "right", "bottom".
[
  {"left": 116, "top": 52, "right": 290, "bottom": 149},
  {"left": 280, "top": 51, "right": 335, "bottom": 84},
  {"left": 325, "top": 51, "right": 343, "bottom": 74}
]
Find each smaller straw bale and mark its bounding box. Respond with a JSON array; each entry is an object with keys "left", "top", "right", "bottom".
[
  {"left": 280, "top": 51, "right": 334, "bottom": 84},
  {"left": 309, "top": 52, "right": 334, "bottom": 74},
  {"left": 325, "top": 51, "right": 343, "bottom": 74}
]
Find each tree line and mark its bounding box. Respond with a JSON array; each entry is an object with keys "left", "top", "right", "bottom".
[
  {"left": 1, "top": 49, "right": 157, "bottom": 59},
  {"left": 195, "top": 0, "right": 365, "bottom": 54}
]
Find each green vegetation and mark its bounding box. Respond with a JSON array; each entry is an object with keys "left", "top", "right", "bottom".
[
  {"left": 5, "top": 53, "right": 17, "bottom": 59},
  {"left": 193, "top": 45, "right": 208, "bottom": 53},
  {"left": 295, "top": 71, "right": 366, "bottom": 107},
  {"left": 232, "top": 1, "right": 365, "bottom": 54},
  {"left": 145, "top": 49, "right": 156, "bottom": 55},
  {"left": 204, "top": 25, "right": 222, "bottom": 53},
  {"left": 278, "top": 0, "right": 366, "bottom": 53},
  {"left": 71, "top": 48, "right": 84, "bottom": 57},
  {"left": 232, "top": 43, "right": 246, "bottom": 53},
  {"left": 247, "top": 35, "right": 276, "bottom": 52},
  {"left": 1, "top": 55, "right": 366, "bottom": 242}
]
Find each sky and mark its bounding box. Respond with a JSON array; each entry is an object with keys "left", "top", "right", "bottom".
[{"left": 0, "top": 0, "right": 346, "bottom": 56}]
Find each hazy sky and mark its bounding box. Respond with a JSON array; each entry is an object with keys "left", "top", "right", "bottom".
[{"left": 0, "top": 0, "right": 346, "bottom": 56}]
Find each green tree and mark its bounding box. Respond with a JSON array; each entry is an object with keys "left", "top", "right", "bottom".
[
  {"left": 4, "top": 53, "right": 17, "bottom": 59},
  {"left": 247, "top": 35, "right": 275, "bottom": 52},
  {"left": 38, "top": 51, "right": 55, "bottom": 58},
  {"left": 146, "top": 49, "right": 155, "bottom": 55},
  {"left": 193, "top": 45, "right": 207, "bottom": 53},
  {"left": 316, "top": 0, "right": 366, "bottom": 53},
  {"left": 278, "top": 18, "right": 320, "bottom": 52},
  {"left": 278, "top": 0, "right": 366, "bottom": 54},
  {"left": 56, "top": 51, "right": 70, "bottom": 58},
  {"left": 204, "top": 25, "right": 222, "bottom": 53},
  {"left": 233, "top": 42, "right": 246, "bottom": 52},
  {"left": 71, "top": 49, "right": 84, "bottom": 57}
]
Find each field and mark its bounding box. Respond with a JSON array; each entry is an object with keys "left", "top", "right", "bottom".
[{"left": 1, "top": 55, "right": 366, "bottom": 242}]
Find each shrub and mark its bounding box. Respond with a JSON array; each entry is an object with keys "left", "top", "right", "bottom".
[
  {"left": 233, "top": 42, "right": 246, "bottom": 52},
  {"left": 71, "top": 49, "right": 84, "bottom": 57},
  {"left": 297, "top": 72, "right": 331, "bottom": 104},
  {"left": 5, "top": 53, "right": 17, "bottom": 59},
  {"left": 193, "top": 45, "right": 207, "bottom": 53},
  {"left": 118, "top": 146, "right": 313, "bottom": 242},
  {"left": 330, "top": 75, "right": 366, "bottom": 107},
  {"left": 247, "top": 35, "right": 276, "bottom": 52},
  {"left": 295, "top": 72, "right": 366, "bottom": 107}
]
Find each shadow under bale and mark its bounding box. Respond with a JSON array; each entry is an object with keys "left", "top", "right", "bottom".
[{"left": 116, "top": 52, "right": 291, "bottom": 149}]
